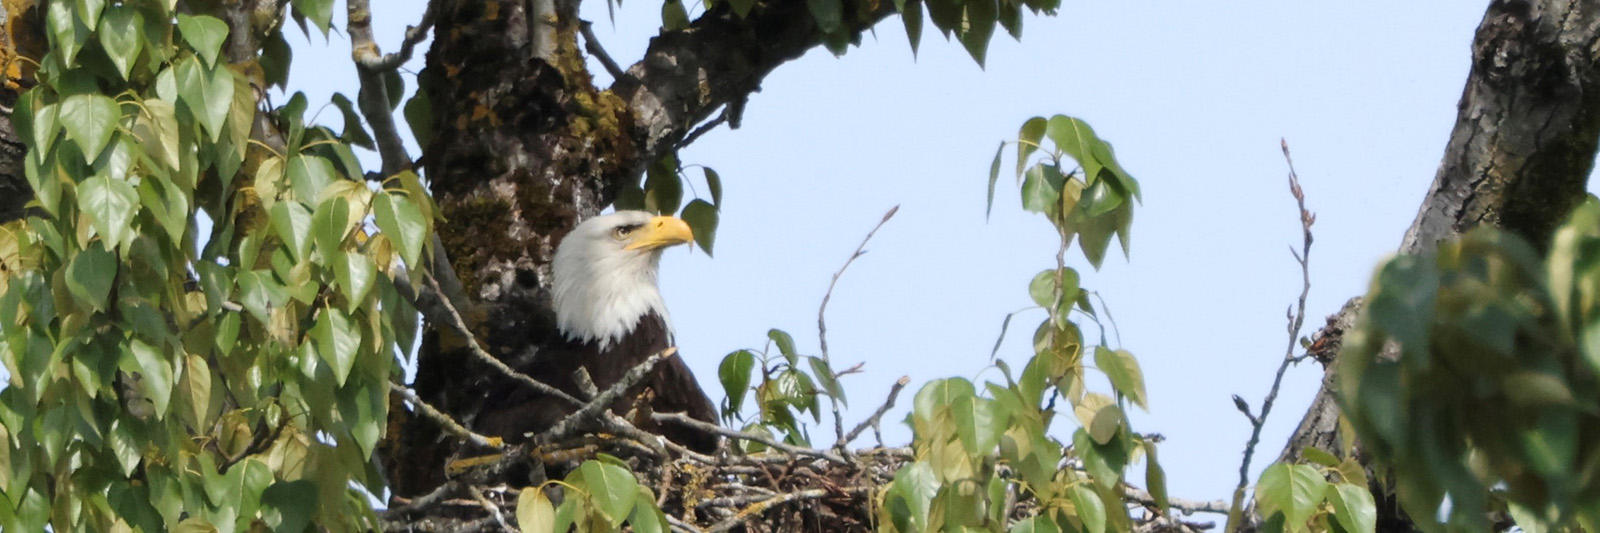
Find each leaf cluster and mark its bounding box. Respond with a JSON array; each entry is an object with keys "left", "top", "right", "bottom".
[
  {"left": 1339, "top": 197, "right": 1600, "bottom": 531},
  {"left": 716, "top": 328, "right": 846, "bottom": 449},
  {"left": 0, "top": 1, "right": 431, "bottom": 530},
  {"left": 870, "top": 115, "right": 1159, "bottom": 533},
  {"left": 614, "top": 152, "right": 722, "bottom": 256},
  {"left": 1251, "top": 452, "right": 1375, "bottom": 533}
]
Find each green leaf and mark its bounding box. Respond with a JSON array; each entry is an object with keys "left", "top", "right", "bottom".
[
  {"left": 1009, "top": 515, "right": 1061, "bottom": 533},
  {"left": 175, "top": 58, "right": 234, "bottom": 142},
  {"left": 1017, "top": 117, "right": 1047, "bottom": 175},
  {"left": 950, "top": 394, "right": 1002, "bottom": 454},
  {"left": 59, "top": 94, "right": 121, "bottom": 162},
  {"left": 1094, "top": 347, "right": 1147, "bottom": 410},
  {"left": 98, "top": 6, "right": 143, "bottom": 80},
  {"left": 336, "top": 252, "right": 377, "bottom": 313},
  {"left": 727, "top": 0, "right": 755, "bottom": 18},
  {"left": 1028, "top": 268, "right": 1080, "bottom": 315},
  {"left": 46, "top": 0, "right": 89, "bottom": 65},
  {"left": 182, "top": 354, "right": 214, "bottom": 428},
  {"left": 808, "top": 0, "right": 842, "bottom": 33},
  {"left": 286, "top": 154, "right": 337, "bottom": 201},
  {"left": 913, "top": 377, "right": 976, "bottom": 421},
  {"left": 75, "top": 0, "right": 105, "bottom": 29},
  {"left": 261, "top": 30, "right": 292, "bottom": 88},
  {"left": 958, "top": 0, "right": 996, "bottom": 66},
  {"left": 1329, "top": 483, "right": 1376, "bottom": 533},
  {"left": 719, "top": 350, "right": 755, "bottom": 417},
  {"left": 290, "top": 0, "right": 333, "bottom": 35},
  {"left": 1020, "top": 164, "right": 1064, "bottom": 216},
  {"left": 78, "top": 174, "right": 139, "bottom": 250},
  {"left": 127, "top": 338, "right": 174, "bottom": 419},
  {"left": 680, "top": 199, "right": 718, "bottom": 257},
  {"left": 1256, "top": 462, "right": 1328, "bottom": 533},
  {"left": 327, "top": 93, "right": 376, "bottom": 150},
  {"left": 404, "top": 89, "right": 435, "bottom": 150},
  {"left": 517, "top": 488, "right": 555, "bottom": 533},
  {"left": 66, "top": 243, "right": 116, "bottom": 311},
  {"left": 1368, "top": 254, "right": 1439, "bottom": 359},
  {"left": 1145, "top": 440, "right": 1169, "bottom": 512},
  {"left": 806, "top": 356, "right": 846, "bottom": 406},
  {"left": 986, "top": 140, "right": 1003, "bottom": 220},
  {"left": 572, "top": 461, "right": 639, "bottom": 528},
  {"left": 1087, "top": 403, "right": 1121, "bottom": 445},
  {"left": 314, "top": 308, "right": 360, "bottom": 386},
  {"left": 373, "top": 192, "right": 427, "bottom": 270},
  {"left": 260, "top": 480, "right": 317, "bottom": 533},
  {"left": 643, "top": 154, "right": 683, "bottom": 214},
  {"left": 312, "top": 196, "right": 352, "bottom": 257},
  {"left": 703, "top": 168, "right": 723, "bottom": 206},
  {"left": 1045, "top": 115, "right": 1099, "bottom": 166},
  {"left": 768, "top": 328, "right": 798, "bottom": 365},
  {"left": 176, "top": 14, "right": 229, "bottom": 68},
  {"left": 627, "top": 496, "right": 667, "bottom": 533},
  {"left": 661, "top": 0, "right": 689, "bottom": 31},
  {"left": 902, "top": 0, "right": 923, "bottom": 56},
  {"left": 269, "top": 201, "right": 314, "bottom": 263},
  {"left": 1069, "top": 484, "right": 1106, "bottom": 533}
]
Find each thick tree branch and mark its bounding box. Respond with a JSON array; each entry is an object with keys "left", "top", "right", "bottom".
[{"left": 611, "top": 0, "right": 899, "bottom": 162}]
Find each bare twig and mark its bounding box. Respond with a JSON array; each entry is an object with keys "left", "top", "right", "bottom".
[
  {"left": 704, "top": 488, "right": 840, "bottom": 533},
  {"left": 651, "top": 412, "right": 848, "bottom": 465},
  {"left": 426, "top": 275, "right": 584, "bottom": 407},
  {"left": 818, "top": 205, "right": 899, "bottom": 447},
  {"left": 1124, "top": 485, "right": 1231, "bottom": 516},
  {"left": 1227, "top": 139, "right": 1316, "bottom": 530},
  {"left": 578, "top": 20, "right": 629, "bottom": 82},
  {"left": 468, "top": 486, "right": 509, "bottom": 530},
  {"left": 675, "top": 108, "right": 728, "bottom": 151},
  {"left": 390, "top": 382, "right": 504, "bottom": 450},
  {"left": 839, "top": 375, "right": 909, "bottom": 447},
  {"left": 535, "top": 349, "right": 671, "bottom": 443}
]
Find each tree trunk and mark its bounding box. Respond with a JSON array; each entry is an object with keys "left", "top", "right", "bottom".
[{"left": 1272, "top": 0, "right": 1600, "bottom": 529}]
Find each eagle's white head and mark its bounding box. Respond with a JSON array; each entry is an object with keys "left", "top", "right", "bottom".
[{"left": 552, "top": 211, "right": 695, "bottom": 350}]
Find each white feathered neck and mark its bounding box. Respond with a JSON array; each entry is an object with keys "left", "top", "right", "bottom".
[{"left": 552, "top": 211, "right": 675, "bottom": 350}]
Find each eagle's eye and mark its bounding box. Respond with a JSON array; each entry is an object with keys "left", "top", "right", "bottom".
[{"left": 611, "top": 225, "right": 638, "bottom": 240}]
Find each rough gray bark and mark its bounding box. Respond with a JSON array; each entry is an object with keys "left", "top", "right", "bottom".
[{"left": 1269, "top": 0, "right": 1600, "bottom": 529}]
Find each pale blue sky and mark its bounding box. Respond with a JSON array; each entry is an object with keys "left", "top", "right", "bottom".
[{"left": 292, "top": 0, "right": 1496, "bottom": 507}]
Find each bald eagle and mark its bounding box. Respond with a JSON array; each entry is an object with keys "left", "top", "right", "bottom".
[{"left": 477, "top": 211, "right": 719, "bottom": 452}]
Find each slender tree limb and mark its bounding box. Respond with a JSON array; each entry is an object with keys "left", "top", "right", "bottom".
[
  {"left": 390, "top": 382, "right": 504, "bottom": 449},
  {"left": 346, "top": 0, "right": 415, "bottom": 175},
  {"left": 578, "top": 20, "right": 629, "bottom": 82},
  {"left": 651, "top": 412, "right": 848, "bottom": 465},
  {"left": 535, "top": 349, "right": 671, "bottom": 443},
  {"left": 1226, "top": 140, "right": 1316, "bottom": 530},
  {"left": 1124, "top": 486, "right": 1231, "bottom": 517},
  {"left": 818, "top": 205, "right": 899, "bottom": 447},
  {"left": 705, "top": 488, "right": 844, "bottom": 533},
  {"left": 839, "top": 375, "right": 909, "bottom": 447},
  {"left": 357, "top": 0, "right": 438, "bottom": 71},
  {"left": 426, "top": 275, "right": 583, "bottom": 407}
]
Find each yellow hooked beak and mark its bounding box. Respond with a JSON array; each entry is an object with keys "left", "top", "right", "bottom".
[{"left": 623, "top": 216, "right": 695, "bottom": 251}]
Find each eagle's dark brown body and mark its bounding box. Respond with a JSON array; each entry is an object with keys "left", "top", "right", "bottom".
[{"left": 476, "top": 311, "right": 719, "bottom": 452}]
